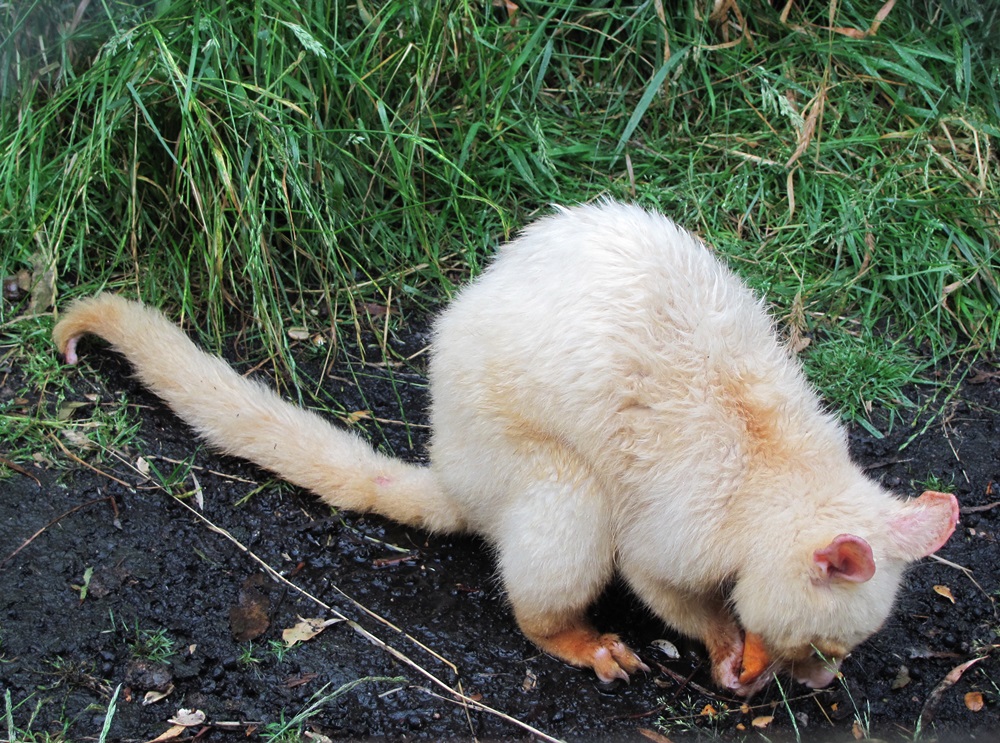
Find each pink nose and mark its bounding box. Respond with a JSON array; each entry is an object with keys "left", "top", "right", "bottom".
[{"left": 796, "top": 664, "right": 840, "bottom": 689}]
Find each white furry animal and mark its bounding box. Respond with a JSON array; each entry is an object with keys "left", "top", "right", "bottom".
[{"left": 54, "top": 202, "right": 958, "bottom": 695}]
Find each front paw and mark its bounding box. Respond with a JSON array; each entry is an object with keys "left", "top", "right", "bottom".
[{"left": 709, "top": 630, "right": 774, "bottom": 697}]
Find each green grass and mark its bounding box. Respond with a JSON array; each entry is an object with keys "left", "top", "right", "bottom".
[
  {"left": 800, "top": 328, "right": 920, "bottom": 435},
  {"left": 1, "top": 0, "right": 998, "bottom": 470},
  {"left": 260, "top": 677, "right": 404, "bottom": 742},
  {"left": 126, "top": 625, "right": 176, "bottom": 663}
]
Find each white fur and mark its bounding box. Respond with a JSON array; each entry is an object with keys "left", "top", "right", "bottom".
[{"left": 54, "top": 201, "right": 957, "bottom": 693}]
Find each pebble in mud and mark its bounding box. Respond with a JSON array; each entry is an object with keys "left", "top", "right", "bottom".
[{"left": 124, "top": 659, "right": 173, "bottom": 692}]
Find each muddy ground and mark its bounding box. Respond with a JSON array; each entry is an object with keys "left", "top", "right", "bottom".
[{"left": 1, "top": 316, "right": 998, "bottom": 742}]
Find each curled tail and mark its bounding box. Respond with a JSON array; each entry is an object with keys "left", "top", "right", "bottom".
[{"left": 53, "top": 294, "right": 464, "bottom": 533}]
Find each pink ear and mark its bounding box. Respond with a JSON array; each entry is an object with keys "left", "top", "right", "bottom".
[
  {"left": 814, "top": 534, "right": 876, "bottom": 583},
  {"left": 888, "top": 490, "right": 959, "bottom": 560}
]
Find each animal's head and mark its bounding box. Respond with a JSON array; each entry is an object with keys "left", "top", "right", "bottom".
[{"left": 732, "top": 489, "right": 958, "bottom": 689}]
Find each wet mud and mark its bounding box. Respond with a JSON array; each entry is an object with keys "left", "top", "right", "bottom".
[{"left": 1, "top": 323, "right": 998, "bottom": 741}]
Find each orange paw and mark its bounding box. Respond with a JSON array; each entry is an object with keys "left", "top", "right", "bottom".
[
  {"left": 708, "top": 628, "right": 774, "bottom": 697},
  {"left": 536, "top": 626, "right": 650, "bottom": 682}
]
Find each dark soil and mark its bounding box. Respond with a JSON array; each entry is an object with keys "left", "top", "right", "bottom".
[{"left": 1, "top": 319, "right": 999, "bottom": 742}]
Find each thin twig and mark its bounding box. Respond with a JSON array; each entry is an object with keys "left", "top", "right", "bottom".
[
  {"left": 0, "top": 495, "right": 114, "bottom": 569},
  {"left": 0, "top": 455, "right": 41, "bottom": 486},
  {"left": 48, "top": 433, "right": 134, "bottom": 489},
  {"left": 960, "top": 501, "right": 1000, "bottom": 514},
  {"left": 415, "top": 686, "right": 564, "bottom": 743},
  {"left": 165, "top": 494, "right": 563, "bottom": 742}
]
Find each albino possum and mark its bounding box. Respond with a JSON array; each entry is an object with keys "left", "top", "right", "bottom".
[{"left": 53, "top": 202, "right": 958, "bottom": 696}]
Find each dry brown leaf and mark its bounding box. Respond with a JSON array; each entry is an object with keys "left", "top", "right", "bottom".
[
  {"left": 282, "top": 616, "right": 341, "bottom": 647},
  {"left": 638, "top": 728, "right": 674, "bottom": 743},
  {"left": 143, "top": 724, "right": 186, "bottom": 743},
  {"left": 786, "top": 85, "right": 827, "bottom": 168},
  {"left": 230, "top": 574, "right": 271, "bottom": 642},
  {"left": 61, "top": 429, "right": 96, "bottom": 449},
  {"left": 142, "top": 684, "right": 174, "bottom": 705},
  {"left": 891, "top": 665, "right": 911, "bottom": 690},
  {"left": 829, "top": 26, "right": 866, "bottom": 38},
  {"left": 965, "top": 691, "right": 984, "bottom": 712},
  {"left": 28, "top": 248, "right": 56, "bottom": 315},
  {"left": 522, "top": 669, "right": 538, "bottom": 692},
  {"left": 868, "top": 0, "right": 896, "bottom": 35},
  {"left": 933, "top": 584, "right": 956, "bottom": 603},
  {"left": 56, "top": 401, "right": 90, "bottom": 421},
  {"left": 852, "top": 720, "right": 865, "bottom": 739},
  {"left": 751, "top": 715, "right": 773, "bottom": 729},
  {"left": 346, "top": 410, "right": 371, "bottom": 424},
  {"left": 920, "top": 656, "right": 987, "bottom": 725},
  {"left": 700, "top": 703, "right": 717, "bottom": 717},
  {"left": 168, "top": 708, "right": 207, "bottom": 726},
  {"left": 287, "top": 327, "right": 310, "bottom": 341}
]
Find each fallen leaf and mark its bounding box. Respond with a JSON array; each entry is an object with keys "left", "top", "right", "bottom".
[
  {"left": 920, "top": 655, "right": 987, "bottom": 725},
  {"left": 651, "top": 639, "right": 679, "bottom": 659},
  {"left": 751, "top": 715, "right": 773, "bottom": 729},
  {"left": 61, "top": 429, "right": 96, "bottom": 449},
  {"left": 28, "top": 248, "right": 56, "bottom": 315},
  {"left": 168, "top": 708, "right": 206, "bottom": 726},
  {"left": 287, "top": 327, "right": 310, "bottom": 340},
  {"left": 786, "top": 85, "right": 827, "bottom": 168},
  {"left": 700, "top": 704, "right": 717, "bottom": 717},
  {"left": 56, "top": 401, "right": 90, "bottom": 421},
  {"left": 933, "top": 585, "right": 955, "bottom": 603},
  {"left": 852, "top": 720, "right": 865, "bottom": 739},
  {"left": 230, "top": 574, "right": 271, "bottom": 642},
  {"left": 281, "top": 616, "right": 341, "bottom": 647},
  {"left": 285, "top": 672, "right": 319, "bottom": 688},
  {"left": 142, "top": 684, "right": 174, "bottom": 705},
  {"left": 345, "top": 410, "right": 371, "bottom": 424},
  {"left": 891, "top": 665, "right": 911, "bottom": 690},
  {"left": 638, "top": 728, "right": 674, "bottom": 743},
  {"left": 965, "top": 691, "right": 984, "bottom": 712},
  {"left": 522, "top": 669, "right": 538, "bottom": 692},
  {"left": 136, "top": 456, "right": 151, "bottom": 477},
  {"left": 143, "top": 724, "right": 186, "bottom": 743},
  {"left": 190, "top": 471, "right": 204, "bottom": 510}
]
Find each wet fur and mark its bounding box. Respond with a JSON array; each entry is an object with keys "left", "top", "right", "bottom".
[{"left": 54, "top": 202, "right": 957, "bottom": 693}]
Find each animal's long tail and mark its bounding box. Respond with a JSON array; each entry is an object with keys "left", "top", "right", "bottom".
[{"left": 53, "top": 294, "right": 464, "bottom": 533}]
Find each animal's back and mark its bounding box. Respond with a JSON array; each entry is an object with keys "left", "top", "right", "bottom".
[{"left": 429, "top": 202, "right": 829, "bottom": 547}]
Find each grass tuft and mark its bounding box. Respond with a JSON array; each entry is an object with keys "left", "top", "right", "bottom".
[{"left": 0, "top": 0, "right": 997, "bottom": 457}]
